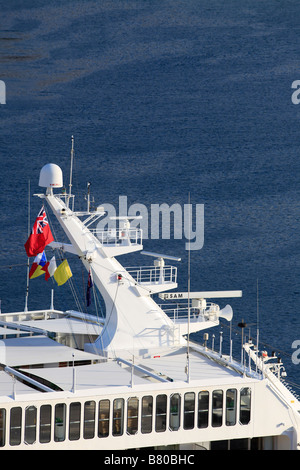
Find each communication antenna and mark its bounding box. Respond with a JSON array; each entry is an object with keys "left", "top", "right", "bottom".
[
  {"left": 238, "top": 319, "right": 247, "bottom": 366},
  {"left": 85, "top": 182, "right": 94, "bottom": 212},
  {"left": 67, "top": 135, "right": 74, "bottom": 208},
  {"left": 141, "top": 251, "right": 181, "bottom": 261},
  {"left": 186, "top": 192, "right": 191, "bottom": 383}
]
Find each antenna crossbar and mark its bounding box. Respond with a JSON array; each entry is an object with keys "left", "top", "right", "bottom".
[
  {"left": 159, "top": 290, "right": 242, "bottom": 300},
  {"left": 141, "top": 251, "right": 181, "bottom": 262}
]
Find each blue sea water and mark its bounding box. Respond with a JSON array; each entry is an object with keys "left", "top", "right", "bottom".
[{"left": 0, "top": 0, "right": 299, "bottom": 384}]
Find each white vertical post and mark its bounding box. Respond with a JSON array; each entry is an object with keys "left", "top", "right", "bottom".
[
  {"left": 24, "top": 180, "right": 31, "bottom": 312},
  {"left": 72, "top": 353, "right": 76, "bottom": 393},
  {"left": 219, "top": 331, "right": 223, "bottom": 357},
  {"left": 50, "top": 289, "right": 54, "bottom": 310}
]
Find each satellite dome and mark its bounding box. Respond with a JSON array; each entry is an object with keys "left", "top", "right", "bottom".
[{"left": 39, "top": 163, "right": 63, "bottom": 188}]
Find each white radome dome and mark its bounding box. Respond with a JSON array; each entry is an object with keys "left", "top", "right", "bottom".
[{"left": 39, "top": 163, "right": 63, "bottom": 188}]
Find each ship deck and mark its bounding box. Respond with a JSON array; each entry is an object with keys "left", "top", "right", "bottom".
[{"left": 0, "top": 330, "right": 255, "bottom": 399}]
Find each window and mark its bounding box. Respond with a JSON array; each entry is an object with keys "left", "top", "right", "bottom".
[
  {"left": 98, "top": 400, "right": 110, "bottom": 438},
  {"left": 155, "top": 394, "right": 167, "bottom": 432},
  {"left": 127, "top": 397, "right": 139, "bottom": 435},
  {"left": 39, "top": 405, "right": 51, "bottom": 443},
  {"left": 84, "top": 401, "right": 95, "bottom": 439},
  {"left": 0, "top": 409, "right": 6, "bottom": 447},
  {"left": 226, "top": 389, "right": 237, "bottom": 426},
  {"left": 141, "top": 396, "right": 153, "bottom": 434},
  {"left": 212, "top": 390, "right": 223, "bottom": 427},
  {"left": 184, "top": 392, "right": 195, "bottom": 430},
  {"left": 169, "top": 394, "right": 181, "bottom": 431},
  {"left": 54, "top": 403, "right": 66, "bottom": 442},
  {"left": 10, "top": 407, "right": 22, "bottom": 446},
  {"left": 113, "top": 398, "right": 124, "bottom": 436},
  {"left": 25, "top": 405, "right": 37, "bottom": 444},
  {"left": 69, "top": 402, "right": 81, "bottom": 441},
  {"left": 240, "top": 388, "right": 251, "bottom": 425},
  {"left": 198, "top": 391, "right": 209, "bottom": 428}
]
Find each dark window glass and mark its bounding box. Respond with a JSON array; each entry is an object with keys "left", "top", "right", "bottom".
[
  {"left": 54, "top": 403, "right": 66, "bottom": 442},
  {"left": 127, "top": 397, "right": 138, "bottom": 435},
  {"left": 84, "top": 401, "right": 95, "bottom": 439},
  {"left": 141, "top": 396, "right": 152, "bottom": 434},
  {"left": 98, "top": 399, "right": 110, "bottom": 438},
  {"left": 184, "top": 392, "right": 195, "bottom": 430},
  {"left": 10, "top": 407, "right": 22, "bottom": 446},
  {"left": 226, "top": 389, "right": 237, "bottom": 426},
  {"left": 0, "top": 409, "right": 6, "bottom": 447},
  {"left": 212, "top": 390, "right": 223, "bottom": 427},
  {"left": 25, "top": 405, "right": 37, "bottom": 444},
  {"left": 240, "top": 388, "right": 251, "bottom": 425},
  {"left": 170, "top": 393, "right": 181, "bottom": 431},
  {"left": 69, "top": 402, "right": 81, "bottom": 441},
  {"left": 155, "top": 394, "right": 167, "bottom": 432},
  {"left": 113, "top": 398, "right": 124, "bottom": 436},
  {"left": 198, "top": 391, "right": 209, "bottom": 428},
  {"left": 39, "top": 405, "right": 51, "bottom": 443}
]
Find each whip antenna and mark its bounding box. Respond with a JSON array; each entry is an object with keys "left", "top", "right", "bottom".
[
  {"left": 186, "top": 192, "right": 191, "bottom": 382},
  {"left": 67, "top": 135, "right": 74, "bottom": 208}
]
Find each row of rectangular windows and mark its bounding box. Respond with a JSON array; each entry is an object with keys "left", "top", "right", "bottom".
[{"left": 0, "top": 387, "right": 251, "bottom": 447}]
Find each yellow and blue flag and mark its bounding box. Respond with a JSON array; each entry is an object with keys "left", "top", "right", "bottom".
[{"left": 29, "top": 251, "right": 47, "bottom": 279}]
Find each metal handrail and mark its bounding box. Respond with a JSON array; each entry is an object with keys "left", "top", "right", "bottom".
[
  {"left": 91, "top": 228, "right": 143, "bottom": 245},
  {"left": 126, "top": 265, "right": 177, "bottom": 284},
  {"left": 158, "top": 302, "right": 219, "bottom": 322}
]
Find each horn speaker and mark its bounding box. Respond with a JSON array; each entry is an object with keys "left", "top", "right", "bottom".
[{"left": 219, "top": 304, "right": 233, "bottom": 322}]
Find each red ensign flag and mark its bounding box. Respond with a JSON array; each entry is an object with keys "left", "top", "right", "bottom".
[{"left": 24, "top": 206, "right": 54, "bottom": 257}]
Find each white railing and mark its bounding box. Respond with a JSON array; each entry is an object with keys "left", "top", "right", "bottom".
[
  {"left": 91, "top": 228, "right": 143, "bottom": 246},
  {"left": 56, "top": 193, "right": 75, "bottom": 210},
  {"left": 159, "top": 302, "right": 220, "bottom": 323},
  {"left": 127, "top": 265, "right": 177, "bottom": 284}
]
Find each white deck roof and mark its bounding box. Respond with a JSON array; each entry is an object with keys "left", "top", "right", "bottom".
[
  {"left": 14, "top": 318, "right": 102, "bottom": 335},
  {"left": 20, "top": 362, "right": 149, "bottom": 391},
  {"left": 17, "top": 345, "right": 250, "bottom": 395},
  {"left": 138, "top": 347, "right": 242, "bottom": 383},
  {"left": 23, "top": 347, "right": 249, "bottom": 393},
  {"left": 0, "top": 370, "right": 40, "bottom": 397},
  {"left": 0, "top": 336, "right": 253, "bottom": 398},
  {"left": 1, "top": 336, "right": 100, "bottom": 367},
  {"left": 0, "top": 327, "right": 28, "bottom": 336}
]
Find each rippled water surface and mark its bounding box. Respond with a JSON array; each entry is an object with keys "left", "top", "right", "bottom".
[{"left": 0, "top": 0, "right": 299, "bottom": 382}]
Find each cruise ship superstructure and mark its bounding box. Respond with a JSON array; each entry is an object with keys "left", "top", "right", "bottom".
[{"left": 0, "top": 162, "right": 299, "bottom": 451}]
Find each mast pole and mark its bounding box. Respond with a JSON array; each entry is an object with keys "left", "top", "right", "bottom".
[
  {"left": 24, "top": 179, "right": 30, "bottom": 312},
  {"left": 67, "top": 135, "right": 74, "bottom": 208},
  {"left": 87, "top": 182, "right": 91, "bottom": 212},
  {"left": 186, "top": 192, "right": 191, "bottom": 383}
]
